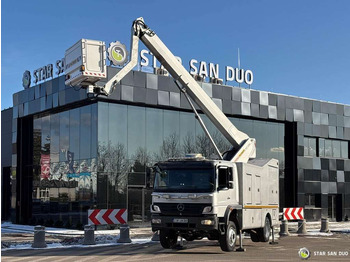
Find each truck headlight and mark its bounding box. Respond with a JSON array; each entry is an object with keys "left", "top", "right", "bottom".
[
  {"left": 151, "top": 205, "right": 161, "bottom": 213},
  {"left": 202, "top": 206, "right": 213, "bottom": 214},
  {"left": 201, "top": 219, "right": 214, "bottom": 225},
  {"left": 152, "top": 218, "right": 162, "bottom": 224}
]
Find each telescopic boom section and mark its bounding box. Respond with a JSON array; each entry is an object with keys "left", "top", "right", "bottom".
[{"left": 100, "top": 18, "right": 256, "bottom": 162}]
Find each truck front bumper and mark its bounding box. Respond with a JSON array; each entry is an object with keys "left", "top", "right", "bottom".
[{"left": 151, "top": 215, "right": 218, "bottom": 232}]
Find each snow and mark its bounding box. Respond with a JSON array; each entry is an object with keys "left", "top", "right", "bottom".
[
  {"left": 1, "top": 222, "right": 153, "bottom": 251},
  {"left": 2, "top": 239, "right": 152, "bottom": 251}
]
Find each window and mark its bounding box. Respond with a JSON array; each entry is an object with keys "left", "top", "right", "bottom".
[
  {"left": 304, "top": 137, "right": 316, "bottom": 157},
  {"left": 305, "top": 194, "right": 315, "bottom": 207},
  {"left": 341, "top": 141, "right": 349, "bottom": 159},
  {"left": 319, "top": 138, "right": 349, "bottom": 159}
]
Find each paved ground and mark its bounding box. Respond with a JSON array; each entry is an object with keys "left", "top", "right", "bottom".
[{"left": 2, "top": 232, "right": 350, "bottom": 261}]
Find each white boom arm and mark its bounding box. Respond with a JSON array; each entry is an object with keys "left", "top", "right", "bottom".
[{"left": 95, "top": 17, "right": 256, "bottom": 162}]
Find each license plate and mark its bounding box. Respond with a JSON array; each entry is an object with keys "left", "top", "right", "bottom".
[{"left": 173, "top": 218, "right": 188, "bottom": 223}]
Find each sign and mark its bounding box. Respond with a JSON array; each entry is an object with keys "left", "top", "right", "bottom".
[
  {"left": 22, "top": 58, "right": 65, "bottom": 89},
  {"left": 139, "top": 49, "right": 254, "bottom": 85},
  {"left": 283, "top": 207, "right": 304, "bottom": 220},
  {"left": 88, "top": 209, "right": 127, "bottom": 225},
  {"left": 107, "top": 41, "right": 128, "bottom": 66}
]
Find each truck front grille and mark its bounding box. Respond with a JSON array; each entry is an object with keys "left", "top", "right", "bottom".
[{"left": 157, "top": 203, "right": 208, "bottom": 217}]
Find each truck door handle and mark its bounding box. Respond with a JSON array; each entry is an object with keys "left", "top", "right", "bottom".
[{"left": 227, "top": 197, "right": 231, "bottom": 199}]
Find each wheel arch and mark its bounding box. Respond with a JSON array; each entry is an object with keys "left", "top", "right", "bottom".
[{"left": 224, "top": 206, "right": 242, "bottom": 230}]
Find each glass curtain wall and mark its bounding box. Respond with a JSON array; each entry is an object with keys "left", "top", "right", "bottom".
[
  {"left": 32, "top": 104, "right": 97, "bottom": 228},
  {"left": 31, "top": 101, "right": 284, "bottom": 227}
]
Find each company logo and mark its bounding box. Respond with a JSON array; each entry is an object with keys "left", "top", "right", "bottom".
[
  {"left": 177, "top": 203, "right": 185, "bottom": 212},
  {"left": 108, "top": 41, "right": 128, "bottom": 66},
  {"left": 299, "top": 247, "right": 311, "bottom": 260},
  {"left": 22, "top": 70, "right": 31, "bottom": 89}
]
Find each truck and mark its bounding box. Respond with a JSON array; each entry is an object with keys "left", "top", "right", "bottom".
[{"left": 70, "top": 17, "right": 279, "bottom": 252}]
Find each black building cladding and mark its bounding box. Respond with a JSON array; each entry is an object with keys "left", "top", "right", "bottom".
[{"left": 1, "top": 66, "right": 350, "bottom": 226}]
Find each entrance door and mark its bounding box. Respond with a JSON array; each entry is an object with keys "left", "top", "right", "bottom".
[{"left": 328, "top": 195, "right": 336, "bottom": 221}]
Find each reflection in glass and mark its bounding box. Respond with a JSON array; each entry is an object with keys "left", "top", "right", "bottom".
[
  {"left": 80, "top": 105, "right": 91, "bottom": 159},
  {"left": 341, "top": 141, "right": 348, "bottom": 159},
  {"left": 109, "top": 103, "right": 127, "bottom": 148},
  {"left": 128, "top": 106, "right": 146, "bottom": 157},
  {"left": 69, "top": 108, "right": 80, "bottom": 160},
  {"left": 50, "top": 114, "right": 59, "bottom": 163},
  {"left": 146, "top": 108, "right": 163, "bottom": 155},
  {"left": 91, "top": 103, "right": 98, "bottom": 158},
  {"left": 59, "top": 111, "right": 69, "bottom": 161},
  {"left": 325, "top": 139, "right": 332, "bottom": 157},
  {"left": 319, "top": 138, "right": 325, "bottom": 157},
  {"left": 332, "top": 140, "right": 341, "bottom": 158},
  {"left": 31, "top": 101, "right": 286, "bottom": 227}
]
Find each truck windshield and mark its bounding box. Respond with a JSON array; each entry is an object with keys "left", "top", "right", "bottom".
[{"left": 154, "top": 167, "right": 215, "bottom": 193}]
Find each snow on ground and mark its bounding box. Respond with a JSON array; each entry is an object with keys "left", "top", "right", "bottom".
[
  {"left": 1, "top": 238, "right": 153, "bottom": 251},
  {"left": 1, "top": 222, "right": 123, "bottom": 236},
  {"left": 1, "top": 222, "right": 154, "bottom": 251}
]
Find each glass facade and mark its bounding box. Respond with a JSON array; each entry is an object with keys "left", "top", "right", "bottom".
[
  {"left": 32, "top": 104, "right": 97, "bottom": 227},
  {"left": 319, "top": 138, "right": 349, "bottom": 159},
  {"left": 30, "top": 101, "right": 284, "bottom": 226}
]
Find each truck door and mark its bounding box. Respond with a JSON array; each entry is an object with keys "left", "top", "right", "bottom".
[{"left": 217, "top": 166, "right": 235, "bottom": 208}]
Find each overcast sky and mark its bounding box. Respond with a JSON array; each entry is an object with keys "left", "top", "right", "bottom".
[{"left": 2, "top": 0, "right": 350, "bottom": 110}]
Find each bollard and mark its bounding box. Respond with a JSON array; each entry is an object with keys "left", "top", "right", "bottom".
[
  {"left": 151, "top": 230, "right": 160, "bottom": 241},
  {"left": 117, "top": 224, "right": 132, "bottom": 243},
  {"left": 83, "top": 225, "right": 96, "bottom": 245},
  {"left": 279, "top": 220, "right": 290, "bottom": 236},
  {"left": 32, "top": 225, "right": 47, "bottom": 248},
  {"left": 320, "top": 218, "right": 330, "bottom": 233},
  {"left": 297, "top": 219, "right": 307, "bottom": 234}
]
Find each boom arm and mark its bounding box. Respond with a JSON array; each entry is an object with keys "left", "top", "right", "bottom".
[{"left": 94, "top": 17, "right": 256, "bottom": 162}]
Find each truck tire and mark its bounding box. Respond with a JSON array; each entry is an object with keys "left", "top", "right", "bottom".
[
  {"left": 258, "top": 216, "right": 271, "bottom": 242},
  {"left": 250, "top": 230, "right": 260, "bottom": 242},
  {"left": 159, "top": 230, "right": 177, "bottom": 249},
  {"left": 219, "top": 221, "right": 237, "bottom": 252}
]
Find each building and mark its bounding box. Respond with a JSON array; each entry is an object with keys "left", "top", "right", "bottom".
[{"left": 2, "top": 65, "right": 350, "bottom": 227}]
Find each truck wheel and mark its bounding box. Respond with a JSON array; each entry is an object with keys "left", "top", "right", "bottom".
[
  {"left": 219, "top": 221, "right": 237, "bottom": 252},
  {"left": 159, "top": 230, "right": 177, "bottom": 249},
  {"left": 250, "top": 230, "right": 260, "bottom": 242},
  {"left": 258, "top": 216, "right": 271, "bottom": 242}
]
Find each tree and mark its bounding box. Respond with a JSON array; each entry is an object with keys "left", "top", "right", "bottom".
[
  {"left": 182, "top": 132, "right": 196, "bottom": 155},
  {"left": 155, "top": 133, "right": 181, "bottom": 161}
]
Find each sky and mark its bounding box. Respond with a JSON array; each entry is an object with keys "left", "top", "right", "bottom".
[{"left": 1, "top": 0, "right": 350, "bottom": 110}]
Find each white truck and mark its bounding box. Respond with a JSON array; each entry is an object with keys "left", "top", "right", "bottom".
[{"left": 71, "top": 17, "right": 279, "bottom": 252}]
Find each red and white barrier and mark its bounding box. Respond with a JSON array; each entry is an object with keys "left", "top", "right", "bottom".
[
  {"left": 88, "top": 209, "right": 127, "bottom": 225},
  {"left": 283, "top": 207, "right": 304, "bottom": 220}
]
